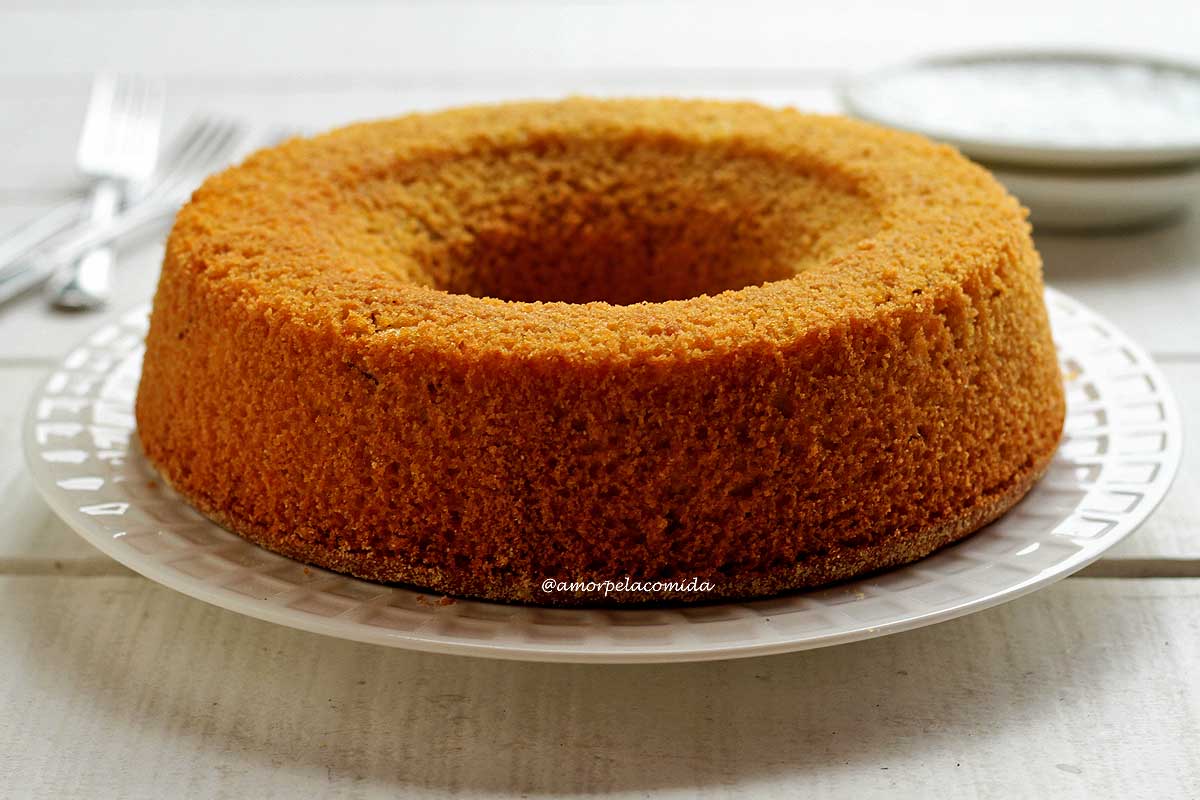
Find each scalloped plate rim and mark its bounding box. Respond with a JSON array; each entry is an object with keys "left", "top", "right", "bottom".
[{"left": 22, "top": 287, "right": 1183, "bottom": 663}]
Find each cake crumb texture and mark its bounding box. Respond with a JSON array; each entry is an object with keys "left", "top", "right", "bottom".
[{"left": 135, "top": 98, "right": 1065, "bottom": 605}]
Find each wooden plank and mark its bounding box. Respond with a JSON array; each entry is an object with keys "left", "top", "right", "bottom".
[
  {"left": 0, "top": 575, "right": 1195, "bottom": 798},
  {"left": 1107, "top": 361, "right": 1200, "bottom": 560},
  {"left": 0, "top": 1, "right": 1195, "bottom": 81},
  {"left": 0, "top": 204, "right": 165, "bottom": 363},
  {"left": 1040, "top": 217, "right": 1200, "bottom": 361},
  {"left": 0, "top": 366, "right": 117, "bottom": 564}
]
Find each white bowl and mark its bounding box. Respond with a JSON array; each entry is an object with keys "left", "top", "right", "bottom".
[
  {"left": 990, "top": 162, "right": 1200, "bottom": 231},
  {"left": 842, "top": 50, "right": 1200, "bottom": 170}
]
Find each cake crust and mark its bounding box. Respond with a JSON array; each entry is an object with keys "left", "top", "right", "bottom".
[
  {"left": 143, "top": 442, "right": 1052, "bottom": 605},
  {"left": 135, "top": 98, "right": 1066, "bottom": 606}
]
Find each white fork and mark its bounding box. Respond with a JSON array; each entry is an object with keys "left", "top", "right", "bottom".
[
  {"left": 0, "top": 117, "right": 252, "bottom": 308},
  {"left": 46, "top": 74, "right": 163, "bottom": 310}
]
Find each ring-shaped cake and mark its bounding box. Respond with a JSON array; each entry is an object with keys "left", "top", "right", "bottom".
[{"left": 135, "top": 98, "right": 1065, "bottom": 605}]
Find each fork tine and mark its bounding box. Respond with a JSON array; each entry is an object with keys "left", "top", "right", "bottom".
[
  {"left": 124, "top": 75, "right": 163, "bottom": 177},
  {"left": 186, "top": 122, "right": 241, "bottom": 169},
  {"left": 131, "top": 79, "right": 153, "bottom": 164},
  {"left": 163, "top": 121, "right": 242, "bottom": 183},
  {"left": 193, "top": 125, "right": 242, "bottom": 172},
  {"left": 132, "top": 77, "right": 164, "bottom": 167},
  {"left": 75, "top": 74, "right": 116, "bottom": 164},
  {"left": 109, "top": 76, "right": 134, "bottom": 165},
  {"left": 137, "top": 130, "right": 213, "bottom": 201},
  {"left": 171, "top": 120, "right": 232, "bottom": 172},
  {"left": 141, "top": 118, "right": 242, "bottom": 202},
  {"left": 96, "top": 73, "right": 162, "bottom": 181},
  {"left": 155, "top": 136, "right": 236, "bottom": 201},
  {"left": 136, "top": 119, "right": 217, "bottom": 200},
  {"left": 118, "top": 76, "right": 142, "bottom": 160},
  {"left": 164, "top": 119, "right": 218, "bottom": 165}
]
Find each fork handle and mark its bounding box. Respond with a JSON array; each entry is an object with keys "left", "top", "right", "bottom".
[
  {"left": 45, "top": 179, "right": 121, "bottom": 310},
  {"left": 0, "top": 194, "right": 180, "bottom": 307},
  {"left": 0, "top": 197, "right": 86, "bottom": 272}
]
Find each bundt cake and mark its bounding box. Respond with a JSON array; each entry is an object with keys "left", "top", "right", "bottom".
[{"left": 135, "top": 98, "right": 1065, "bottom": 605}]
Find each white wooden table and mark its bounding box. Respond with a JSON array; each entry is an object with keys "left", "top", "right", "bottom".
[{"left": 2, "top": 3, "right": 1198, "bottom": 797}]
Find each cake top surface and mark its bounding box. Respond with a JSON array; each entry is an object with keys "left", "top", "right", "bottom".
[{"left": 168, "top": 97, "right": 1033, "bottom": 363}]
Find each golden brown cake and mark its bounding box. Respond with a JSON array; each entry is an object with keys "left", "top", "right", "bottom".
[{"left": 135, "top": 98, "right": 1065, "bottom": 605}]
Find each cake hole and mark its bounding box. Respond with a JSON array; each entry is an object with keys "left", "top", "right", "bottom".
[{"left": 352, "top": 135, "right": 882, "bottom": 305}]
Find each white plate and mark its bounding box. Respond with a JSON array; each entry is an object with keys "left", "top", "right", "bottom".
[
  {"left": 841, "top": 51, "right": 1200, "bottom": 169},
  {"left": 24, "top": 290, "right": 1181, "bottom": 663},
  {"left": 992, "top": 162, "right": 1200, "bottom": 231}
]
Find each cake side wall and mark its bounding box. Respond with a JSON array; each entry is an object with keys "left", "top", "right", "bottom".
[{"left": 134, "top": 221, "right": 1064, "bottom": 604}]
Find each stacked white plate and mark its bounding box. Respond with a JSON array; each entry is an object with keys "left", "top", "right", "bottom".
[{"left": 841, "top": 51, "right": 1200, "bottom": 231}]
